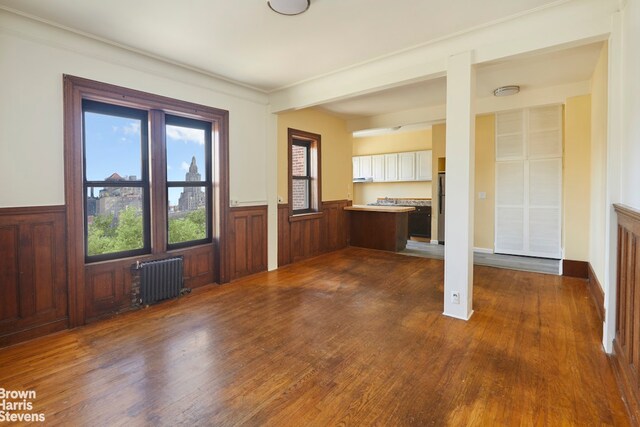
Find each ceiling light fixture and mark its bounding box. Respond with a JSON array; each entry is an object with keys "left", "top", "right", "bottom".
[
  {"left": 268, "top": 0, "right": 310, "bottom": 16},
  {"left": 493, "top": 85, "right": 520, "bottom": 97}
]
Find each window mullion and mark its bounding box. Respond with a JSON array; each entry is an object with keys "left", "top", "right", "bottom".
[{"left": 150, "top": 109, "right": 167, "bottom": 253}]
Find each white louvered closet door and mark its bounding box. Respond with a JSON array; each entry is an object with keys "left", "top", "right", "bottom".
[{"left": 495, "top": 105, "right": 562, "bottom": 259}]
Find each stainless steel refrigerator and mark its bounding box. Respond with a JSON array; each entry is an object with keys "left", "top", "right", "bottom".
[{"left": 437, "top": 173, "right": 445, "bottom": 244}]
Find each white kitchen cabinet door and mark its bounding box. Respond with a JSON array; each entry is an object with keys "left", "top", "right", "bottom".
[
  {"left": 384, "top": 154, "right": 398, "bottom": 181},
  {"left": 416, "top": 150, "right": 432, "bottom": 181},
  {"left": 398, "top": 152, "right": 415, "bottom": 181},
  {"left": 352, "top": 157, "right": 360, "bottom": 180},
  {"left": 359, "top": 155, "right": 372, "bottom": 179},
  {"left": 372, "top": 155, "right": 385, "bottom": 181}
]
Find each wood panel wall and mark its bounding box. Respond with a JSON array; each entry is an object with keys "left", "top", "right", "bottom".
[
  {"left": 612, "top": 204, "right": 640, "bottom": 423},
  {"left": 278, "top": 200, "right": 350, "bottom": 266},
  {"left": 84, "top": 245, "right": 216, "bottom": 322},
  {"left": 229, "top": 205, "right": 268, "bottom": 280},
  {"left": 0, "top": 206, "right": 68, "bottom": 347}
]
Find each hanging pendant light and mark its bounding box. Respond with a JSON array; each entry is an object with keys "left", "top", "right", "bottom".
[{"left": 268, "top": 0, "right": 310, "bottom": 16}]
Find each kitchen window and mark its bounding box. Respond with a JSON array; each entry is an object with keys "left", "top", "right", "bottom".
[{"left": 288, "top": 128, "right": 321, "bottom": 216}]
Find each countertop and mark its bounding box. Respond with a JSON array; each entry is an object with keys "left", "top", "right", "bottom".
[{"left": 344, "top": 205, "right": 416, "bottom": 213}]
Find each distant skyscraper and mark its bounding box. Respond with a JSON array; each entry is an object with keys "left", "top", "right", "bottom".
[{"left": 178, "top": 156, "right": 205, "bottom": 211}]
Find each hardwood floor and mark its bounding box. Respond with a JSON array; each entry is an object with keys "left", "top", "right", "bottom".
[{"left": 0, "top": 247, "right": 629, "bottom": 426}]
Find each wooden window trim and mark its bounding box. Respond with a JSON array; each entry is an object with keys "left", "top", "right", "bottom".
[
  {"left": 287, "top": 128, "right": 321, "bottom": 219},
  {"left": 63, "top": 75, "right": 230, "bottom": 327}
]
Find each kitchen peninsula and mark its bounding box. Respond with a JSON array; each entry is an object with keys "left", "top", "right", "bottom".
[{"left": 344, "top": 205, "right": 415, "bottom": 252}]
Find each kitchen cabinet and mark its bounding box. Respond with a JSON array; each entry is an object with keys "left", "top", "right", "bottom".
[
  {"left": 398, "top": 152, "right": 416, "bottom": 181},
  {"left": 416, "top": 150, "right": 432, "bottom": 181},
  {"left": 372, "top": 155, "right": 385, "bottom": 181},
  {"left": 384, "top": 154, "right": 398, "bottom": 181},
  {"left": 353, "top": 150, "right": 432, "bottom": 182},
  {"left": 407, "top": 206, "right": 432, "bottom": 238},
  {"left": 353, "top": 156, "right": 373, "bottom": 179}
]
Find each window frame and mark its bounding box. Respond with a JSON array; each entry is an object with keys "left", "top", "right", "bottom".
[
  {"left": 287, "top": 128, "right": 321, "bottom": 218},
  {"left": 291, "top": 139, "right": 312, "bottom": 215},
  {"left": 165, "top": 114, "right": 213, "bottom": 250},
  {"left": 82, "top": 100, "right": 152, "bottom": 262}
]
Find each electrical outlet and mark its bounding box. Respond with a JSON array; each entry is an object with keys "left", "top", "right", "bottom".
[
  {"left": 277, "top": 196, "right": 283, "bottom": 203},
  {"left": 478, "top": 192, "right": 487, "bottom": 200},
  {"left": 451, "top": 291, "right": 460, "bottom": 304}
]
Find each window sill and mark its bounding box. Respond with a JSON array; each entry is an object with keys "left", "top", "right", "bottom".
[{"left": 289, "top": 211, "right": 324, "bottom": 222}]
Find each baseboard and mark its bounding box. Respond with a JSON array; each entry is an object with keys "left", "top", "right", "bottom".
[
  {"left": 587, "top": 263, "right": 605, "bottom": 324},
  {"left": 473, "top": 247, "right": 493, "bottom": 254},
  {"left": 562, "top": 259, "right": 589, "bottom": 279},
  {"left": 611, "top": 339, "right": 640, "bottom": 425}
]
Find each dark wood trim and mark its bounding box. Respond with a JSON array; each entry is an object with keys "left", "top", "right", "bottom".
[
  {"left": 288, "top": 211, "right": 324, "bottom": 222},
  {"left": 610, "top": 203, "right": 640, "bottom": 423},
  {"left": 150, "top": 109, "right": 167, "bottom": 255},
  {"left": 228, "top": 205, "right": 268, "bottom": 281},
  {"left": 287, "top": 128, "right": 322, "bottom": 217},
  {"left": 0, "top": 205, "right": 66, "bottom": 216},
  {"left": 612, "top": 339, "right": 640, "bottom": 425},
  {"left": 615, "top": 204, "right": 640, "bottom": 223},
  {"left": 0, "top": 208, "right": 68, "bottom": 347},
  {"left": 562, "top": 259, "right": 589, "bottom": 279},
  {"left": 277, "top": 200, "right": 350, "bottom": 266},
  {"left": 588, "top": 263, "right": 605, "bottom": 324},
  {"left": 63, "top": 75, "right": 230, "bottom": 326}
]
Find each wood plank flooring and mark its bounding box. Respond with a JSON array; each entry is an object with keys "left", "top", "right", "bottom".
[{"left": 0, "top": 247, "right": 629, "bottom": 426}]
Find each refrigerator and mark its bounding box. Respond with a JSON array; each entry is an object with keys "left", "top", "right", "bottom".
[{"left": 437, "top": 173, "right": 445, "bottom": 244}]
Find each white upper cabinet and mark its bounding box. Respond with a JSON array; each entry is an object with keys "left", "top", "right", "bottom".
[
  {"left": 384, "top": 154, "right": 398, "bottom": 181},
  {"left": 416, "top": 150, "right": 432, "bottom": 181},
  {"left": 371, "top": 155, "right": 385, "bottom": 181},
  {"left": 353, "top": 150, "right": 432, "bottom": 182},
  {"left": 398, "top": 152, "right": 416, "bottom": 181},
  {"left": 353, "top": 155, "right": 372, "bottom": 179}
]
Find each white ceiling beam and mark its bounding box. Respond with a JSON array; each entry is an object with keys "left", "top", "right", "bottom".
[{"left": 269, "top": 0, "right": 616, "bottom": 113}]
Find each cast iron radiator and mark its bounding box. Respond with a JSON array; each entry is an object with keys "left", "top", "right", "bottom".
[{"left": 137, "top": 257, "right": 185, "bottom": 305}]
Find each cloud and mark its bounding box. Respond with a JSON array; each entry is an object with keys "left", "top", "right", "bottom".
[
  {"left": 123, "top": 122, "right": 141, "bottom": 135},
  {"left": 180, "top": 161, "right": 190, "bottom": 172},
  {"left": 166, "top": 125, "right": 204, "bottom": 145}
]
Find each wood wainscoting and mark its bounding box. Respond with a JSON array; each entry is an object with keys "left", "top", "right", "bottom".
[
  {"left": 0, "top": 206, "right": 68, "bottom": 347},
  {"left": 84, "top": 244, "right": 216, "bottom": 323},
  {"left": 229, "top": 205, "right": 268, "bottom": 280},
  {"left": 612, "top": 204, "right": 640, "bottom": 423},
  {"left": 278, "top": 200, "right": 350, "bottom": 266}
]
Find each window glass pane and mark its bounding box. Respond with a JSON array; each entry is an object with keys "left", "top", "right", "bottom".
[
  {"left": 168, "top": 186, "right": 208, "bottom": 244},
  {"left": 166, "top": 124, "right": 206, "bottom": 182},
  {"left": 86, "top": 186, "right": 145, "bottom": 256},
  {"left": 84, "top": 112, "right": 143, "bottom": 181},
  {"left": 292, "top": 179, "right": 310, "bottom": 211},
  {"left": 292, "top": 144, "right": 308, "bottom": 176}
]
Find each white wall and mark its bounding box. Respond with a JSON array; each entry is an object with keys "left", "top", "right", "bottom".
[
  {"left": 0, "top": 11, "right": 269, "bottom": 208},
  {"left": 620, "top": 0, "right": 640, "bottom": 209},
  {"left": 589, "top": 44, "right": 608, "bottom": 287}
]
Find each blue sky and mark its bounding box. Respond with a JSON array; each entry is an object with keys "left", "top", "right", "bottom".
[{"left": 84, "top": 112, "right": 206, "bottom": 206}]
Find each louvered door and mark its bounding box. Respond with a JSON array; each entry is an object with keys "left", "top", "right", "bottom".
[{"left": 495, "top": 105, "right": 562, "bottom": 259}]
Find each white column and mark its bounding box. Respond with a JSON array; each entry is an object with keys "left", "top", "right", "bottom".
[
  {"left": 266, "top": 111, "right": 279, "bottom": 271},
  {"left": 603, "top": 11, "right": 623, "bottom": 352},
  {"left": 443, "top": 51, "right": 476, "bottom": 320}
]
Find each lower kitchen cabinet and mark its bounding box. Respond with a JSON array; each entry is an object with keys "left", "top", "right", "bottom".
[{"left": 407, "top": 206, "right": 431, "bottom": 238}]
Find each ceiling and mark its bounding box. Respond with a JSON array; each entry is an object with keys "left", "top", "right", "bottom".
[
  {"left": 321, "top": 42, "right": 605, "bottom": 119},
  {"left": 0, "top": 0, "right": 605, "bottom": 121},
  {"left": 0, "top": 0, "right": 565, "bottom": 92}
]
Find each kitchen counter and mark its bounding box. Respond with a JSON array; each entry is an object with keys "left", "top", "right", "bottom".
[
  {"left": 345, "top": 205, "right": 416, "bottom": 213},
  {"left": 344, "top": 205, "right": 413, "bottom": 252}
]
